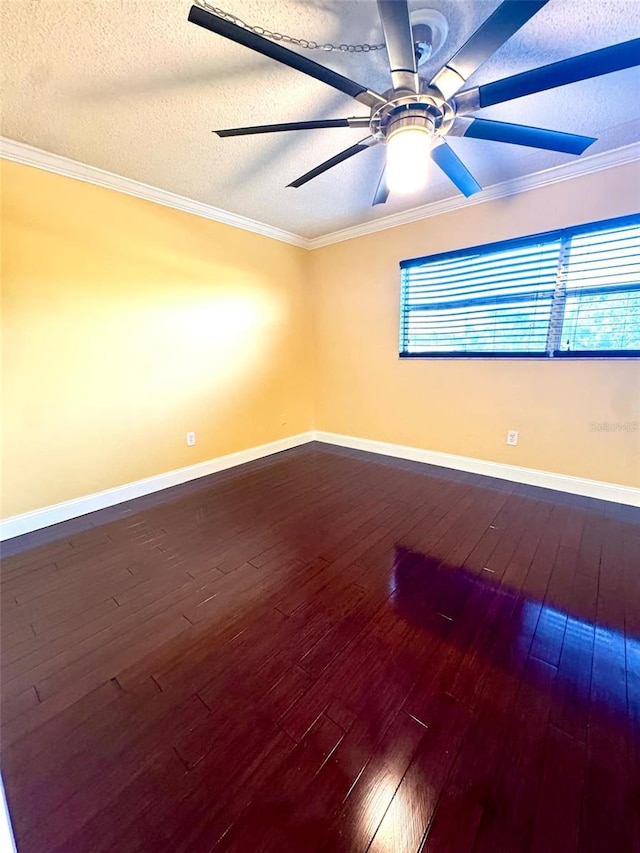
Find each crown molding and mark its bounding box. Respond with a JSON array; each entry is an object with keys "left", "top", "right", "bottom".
[
  {"left": 2, "top": 136, "right": 638, "bottom": 252},
  {"left": 306, "top": 142, "right": 640, "bottom": 249},
  {"left": 0, "top": 136, "right": 307, "bottom": 249}
]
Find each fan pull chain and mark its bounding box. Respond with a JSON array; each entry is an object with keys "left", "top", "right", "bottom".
[{"left": 193, "top": 0, "right": 386, "bottom": 52}]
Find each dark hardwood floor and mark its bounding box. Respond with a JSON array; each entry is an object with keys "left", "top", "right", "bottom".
[{"left": 1, "top": 443, "right": 638, "bottom": 852}]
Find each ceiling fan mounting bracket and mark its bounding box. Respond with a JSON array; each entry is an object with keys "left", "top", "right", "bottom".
[{"left": 410, "top": 8, "right": 450, "bottom": 68}]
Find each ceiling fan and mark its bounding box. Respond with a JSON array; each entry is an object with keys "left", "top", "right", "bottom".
[{"left": 188, "top": 0, "right": 640, "bottom": 204}]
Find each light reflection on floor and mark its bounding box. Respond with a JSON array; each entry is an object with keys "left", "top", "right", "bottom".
[{"left": 391, "top": 545, "right": 636, "bottom": 715}]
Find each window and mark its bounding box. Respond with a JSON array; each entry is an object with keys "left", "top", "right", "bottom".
[{"left": 399, "top": 214, "right": 640, "bottom": 358}]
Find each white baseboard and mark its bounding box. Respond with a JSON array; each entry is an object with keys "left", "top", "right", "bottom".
[
  {"left": 2, "top": 428, "right": 637, "bottom": 541},
  {"left": 315, "top": 431, "right": 640, "bottom": 508},
  {"left": 0, "top": 432, "right": 314, "bottom": 541}
]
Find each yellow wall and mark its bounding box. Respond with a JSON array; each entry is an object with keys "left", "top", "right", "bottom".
[
  {"left": 310, "top": 162, "right": 640, "bottom": 488},
  {"left": 1, "top": 160, "right": 313, "bottom": 517},
  {"left": 2, "top": 159, "right": 639, "bottom": 520}
]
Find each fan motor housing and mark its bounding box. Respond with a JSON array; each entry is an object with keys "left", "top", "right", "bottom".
[
  {"left": 385, "top": 105, "right": 435, "bottom": 142},
  {"left": 370, "top": 92, "right": 455, "bottom": 141}
]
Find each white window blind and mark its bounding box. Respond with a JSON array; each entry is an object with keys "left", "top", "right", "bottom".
[{"left": 399, "top": 215, "right": 640, "bottom": 358}]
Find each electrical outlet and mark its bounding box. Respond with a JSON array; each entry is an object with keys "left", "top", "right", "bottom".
[
  {"left": 186, "top": 431, "right": 196, "bottom": 447},
  {"left": 506, "top": 430, "right": 519, "bottom": 446}
]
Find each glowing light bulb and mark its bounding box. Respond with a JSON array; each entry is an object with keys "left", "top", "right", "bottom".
[{"left": 386, "top": 125, "right": 433, "bottom": 194}]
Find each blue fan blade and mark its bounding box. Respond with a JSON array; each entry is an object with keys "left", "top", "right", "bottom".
[
  {"left": 288, "top": 139, "right": 375, "bottom": 188},
  {"left": 477, "top": 39, "right": 640, "bottom": 107},
  {"left": 377, "top": 0, "right": 419, "bottom": 93},
  {"left": 441, "top": 1, "right": 548, "bottom": 84},
  {"left": 215, "top": 119, "right": 354, "bottom": 137},
  {"left": 431, "top": 143, "right": 482, "bottom": 197},
  {"left": 188, "top": 6, "right": 385, "bottom": 109},
  {"left": 464, "top": 119, "right": 596, "bottom": 154},
  {"left": 372, "top": 166, "right": 389, "bottom": 206}
]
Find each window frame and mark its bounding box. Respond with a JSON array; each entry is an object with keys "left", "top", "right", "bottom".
[{"left": 399, "top": 213, "right": 640, "bottom": 360}]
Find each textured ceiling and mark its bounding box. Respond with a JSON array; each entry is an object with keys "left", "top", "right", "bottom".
[{"left": 2, "top": 0, "right": 639, "bottom": 239}]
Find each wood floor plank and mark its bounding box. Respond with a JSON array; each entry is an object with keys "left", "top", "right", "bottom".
[
  {"left": 214, "top": 712, "right": 345, "bottom": 852},
  {"left": 471, "top": 656, "right": 557, "bottom": 853},
  {"left": 324, "top": 710, "right": 427, "bottom": 852},
  {"left": 368, "top": 694, "right": 471, "bottom": 853},
  {"left": 579, "top": 515, "right": 632, "bottom": 853},
  {"left": 1, "top": 444, "right": 637, "bottom": 852},
  {"left": 529, "top": 724, "right": 586, "bottom": 853}
]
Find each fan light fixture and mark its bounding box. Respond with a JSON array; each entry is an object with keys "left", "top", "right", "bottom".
[
  {"left": 386, "top": 124, "right": 434, "bottom": 194},
  {"left": 385, "top": 109, "right": 435, "bottom": 194}
]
